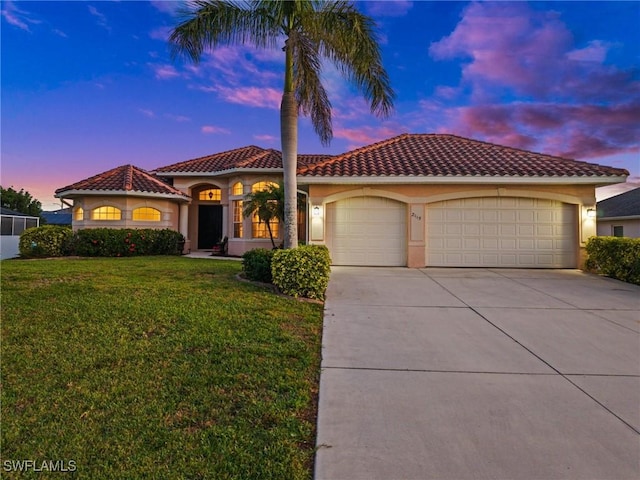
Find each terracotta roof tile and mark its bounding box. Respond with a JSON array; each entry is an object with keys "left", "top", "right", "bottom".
[
  {"left": 55, "top": 165, "right": 188, "bottom": 198},
  {"left": 297, "top": 133, "right": 629, "bottom": 178},
  {"left": 155, "top": 146, "right": 331, "bottom": 173}
]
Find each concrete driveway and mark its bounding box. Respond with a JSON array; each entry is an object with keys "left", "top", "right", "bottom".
[{"left": 314, "top": 267, "right": 640, "bottom": 480}]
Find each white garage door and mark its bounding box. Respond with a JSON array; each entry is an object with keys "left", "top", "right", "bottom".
[
  {"left": 327, "top": 196, "right": 406, "bottom": 266},
  {"left": 426, "top": 197, "right": 576, "bottom": 268}
]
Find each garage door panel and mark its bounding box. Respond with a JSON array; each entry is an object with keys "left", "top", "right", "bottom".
[
  {"left": 328, "top": 197, "right": 406, "bottom": 266},
  {"left": 427, "top": 197, "right": 576, "bottom": 268}
]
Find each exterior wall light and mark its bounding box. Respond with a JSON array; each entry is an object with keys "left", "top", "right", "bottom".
[
  {"left": 313, "top": 205, "right": 322, "bottom": 217},
  {"left": 587, "top": 208, "right": 596, "bottom": 218}
]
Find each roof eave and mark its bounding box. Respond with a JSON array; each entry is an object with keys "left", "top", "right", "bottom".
[
  {"left": 597, "top": 215, "right": 640, "bottom": 221},
  {"left": 55, "top": 189, "right": 190, "bottom": 202},
  {"left": 297, "top": 175, "right": 628, "bottom": 185}
]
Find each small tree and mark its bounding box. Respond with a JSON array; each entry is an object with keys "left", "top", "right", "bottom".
[
  {"left": 243, "top": 183, "right": 284, "bottom": 249},
  {"left": 243, "top": 183, "right": 305, "bottom": 249},
  {"left": 1, "top": 186, "right": 43, "bottom": 217}
]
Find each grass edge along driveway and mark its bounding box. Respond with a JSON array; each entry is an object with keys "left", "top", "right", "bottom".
[{"left": 1, "top": 257, "right": 323, "bottom": 479}]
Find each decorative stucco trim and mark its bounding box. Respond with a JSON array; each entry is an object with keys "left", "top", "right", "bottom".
[
  {"left": 318, "top": 187, "right": 415, "bottom": 206},
  {"left": 423, "top": 188, "right": 591, "bottom": 206}
]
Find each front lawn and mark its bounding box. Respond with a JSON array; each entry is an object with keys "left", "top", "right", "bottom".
[{"left": 1, "top": 257, "right": 323, "bottom": 479}]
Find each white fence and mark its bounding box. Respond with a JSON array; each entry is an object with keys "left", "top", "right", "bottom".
[{"left": 0, "top": 214, "right": 39, "bottom": 259}]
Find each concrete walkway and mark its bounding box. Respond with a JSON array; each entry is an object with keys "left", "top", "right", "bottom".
[{"left": 314, "top": 267, "right": 640, "bottom": 480}]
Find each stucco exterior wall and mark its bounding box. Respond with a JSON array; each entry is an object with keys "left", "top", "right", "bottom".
[
  {"left": 597, "top": 218, "right": 640, "bottom": 238},
  {"left": 71, "top": 197, "right": 180, "bottom": 231}
]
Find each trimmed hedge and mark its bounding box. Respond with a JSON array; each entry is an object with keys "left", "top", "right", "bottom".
[
  {"left": 585, "top": 236, "right": 640, "bottom": 285},
  {"left": 19, "top": 227, "right": 184, "bottom": 258},
  {"left": 19, "top": 225, "right": 73, "bottom": 258},
  {"left": 73, "top": 228, "right": 184, "bottom": 257},
  {"left": 271, "top": 245, "right": 331, "bottom": 300},
  {"left": 242, "top": 248, "right": 275, "bottom": 283}
]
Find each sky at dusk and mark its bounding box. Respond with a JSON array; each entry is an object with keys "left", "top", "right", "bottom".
[{"left": 2, "top": 0, "right": 639, "bottom": 210}]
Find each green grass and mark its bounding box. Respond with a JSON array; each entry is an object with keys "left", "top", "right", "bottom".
[{"left": 1, "top": 257, "right": 324, "bottom": 479}]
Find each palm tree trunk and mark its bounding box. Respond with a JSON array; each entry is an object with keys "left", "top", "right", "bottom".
[
  {"left": 281, "top": 40, "right": 298, "bottom": 249},
  {"left": 266, "top": 220, "right": 276, "bottom": 249}
]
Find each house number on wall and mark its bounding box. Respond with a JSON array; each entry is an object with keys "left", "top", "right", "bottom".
[{"left": 411, "top": 212, "right": 422, "bottom": 221}]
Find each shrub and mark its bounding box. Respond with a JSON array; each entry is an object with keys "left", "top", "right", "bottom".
[
  {"left": 72, "top": 228, "right": 184, "bottom": 257},
  {"left": 19, "top": 225, "right": 73, "bottom": 258},
  {"left": 271, "top": 245, "right": 331, "bottom": 300},
  {"left": 585, "top": 236, "right": 640, "bottom": 285},
  {"left": 242, "top": 248, "right": 275, "bottom": 283}
]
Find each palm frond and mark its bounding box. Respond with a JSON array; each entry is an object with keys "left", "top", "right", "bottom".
[
  {"left": 303, "top": 1, "right": 395, "bottom": 118},
  {"left": 169, "top": 0, "right": 279, "bottom": 62},
  {"left": 289, "top": 30, "right": 333, "bottom": 145}
]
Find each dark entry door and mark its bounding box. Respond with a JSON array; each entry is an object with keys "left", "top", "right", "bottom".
[{"left": 198, "top": 205, "right": 223, "bottom": 249}]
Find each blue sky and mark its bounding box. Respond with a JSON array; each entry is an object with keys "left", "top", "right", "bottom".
[{"left": 2, "top": 0, "right": 639, "bottom": 210}]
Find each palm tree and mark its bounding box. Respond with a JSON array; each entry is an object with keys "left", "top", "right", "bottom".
[
  {"left": 242, "top": 182, "right": 306, "bottom": 248},
  {"left": 243, "top": 182, "right": 283, "bottom": 248},
  {"left": 170, "top": 0, "right": 394, "bottom": 249}
]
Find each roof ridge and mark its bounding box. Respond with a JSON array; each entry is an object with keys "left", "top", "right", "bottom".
[
  {"left": 155, "top": 145, "right": 265, "bottom": 171},
  {"left": 124, "top": 164, "right": 134, "bottom": 191},
  {"left": 297, "top": 133, "right": 410, "bottom": 174}
]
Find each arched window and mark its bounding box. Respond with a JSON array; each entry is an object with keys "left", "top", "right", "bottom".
[
  {"left": 251, "top": 181, "right": 278, "bottom": 193},
  {"left": 74, "top": 207, "right": 84, "bottom": 221},
  {"left": 198, "top": 188, "right": 221, "bottom": 201},
  {"left": 132, "top": 207, "right": 161, "bottom": 221},
  {"left": 92, "top": 206, "right": 121, "bottom": 220},
  {"left": 232, "top": 182, "right": 244, "bottom": 196}
]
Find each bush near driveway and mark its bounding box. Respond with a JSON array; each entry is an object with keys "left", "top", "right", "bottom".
[
  {"left": 1, "top": 257, "right": 323, "bottom": 479},
  {"left": 585, "top": 236, "right": 640, "bottom": 285},
  {"left": 242, "top": 248, "right": 275, "bottom": 283},
  {"left": 271, "top": 245, "right": 332, "bottom": 300}
]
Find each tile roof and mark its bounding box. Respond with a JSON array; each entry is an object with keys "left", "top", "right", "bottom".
[
  {"left": 297, "top": 133, "right": 629, "bottom": 178},
  {"left": 55, "top": 165, "right": 189, "bottom": 198},
  {"left": 597, "top": 188, "right": 640, "bottom": 218},
  {"left": 155, "top": 145, "right": 331, "bottom": 173}
]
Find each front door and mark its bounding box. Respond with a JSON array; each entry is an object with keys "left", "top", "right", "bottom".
[{"left": 198, "top": 205, "right": 223, "bottom": 249}]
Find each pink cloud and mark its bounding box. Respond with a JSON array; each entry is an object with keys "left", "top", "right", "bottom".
[
  {"left": 334, "top": 126, "right": 403, "bottom": 149},
  {"left": 149, "top": 26, "right": 172, "bottom": 42},
  {"left": 429, "top": 2, "right": 637, "bottom": 103},
  {"left": 443, "top": 101, "right": 640, "bottom": 160},
  {"left": 254, "top": 134, "right": 277, "bottom": 143},
  {"left": 567, "top": 40, "right": 611, "bottom": 63},
  {"left": 365, "top": 1, "right": 413, "bottom": 17},
  {"left": 201, "top": 125, "right": 231, "bottom": 135},
  {"left": 1, "top": 1, "right": 41, "bottom": 31},
  {"left": 152, "top": 64, "right": 180, "bottom": 80},
  {"left": 164, "top": 114, "right": 190, "bottom": 123},
  {"left": 215, "top": 86, "right": 282, "bottom": 109},
  {"left": 138, "top": 108, "right": 155, "bottom": 118},
  {"left": 425, "top": 2, "right": 640, "bottom": 162}
]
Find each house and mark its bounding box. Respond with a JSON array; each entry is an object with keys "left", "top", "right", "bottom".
[
  {"left": 0, "top": 207, "right": 40, "bottom": 259},
  {"left": 55, "top": 133, "right": 628, "bottom": 268},
  {"left": 596, "top": 188, "right": 640, "bottom": 238},
  {"left": 41, "top": 208, "right": 73, "bottom": 226}
]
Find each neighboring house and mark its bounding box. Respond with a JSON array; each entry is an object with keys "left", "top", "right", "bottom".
[
  {"left": 55, "top": 133, "right": 628, "bottom": 268},
  {"left": 41, "top": 208, "right": 73, "bottom": 226},
  {"left": 596, "top": 188, "right": 640, "bottom": 238},
  {"left": 0, "top": 207, "right": 40, "bottom": 259}
]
